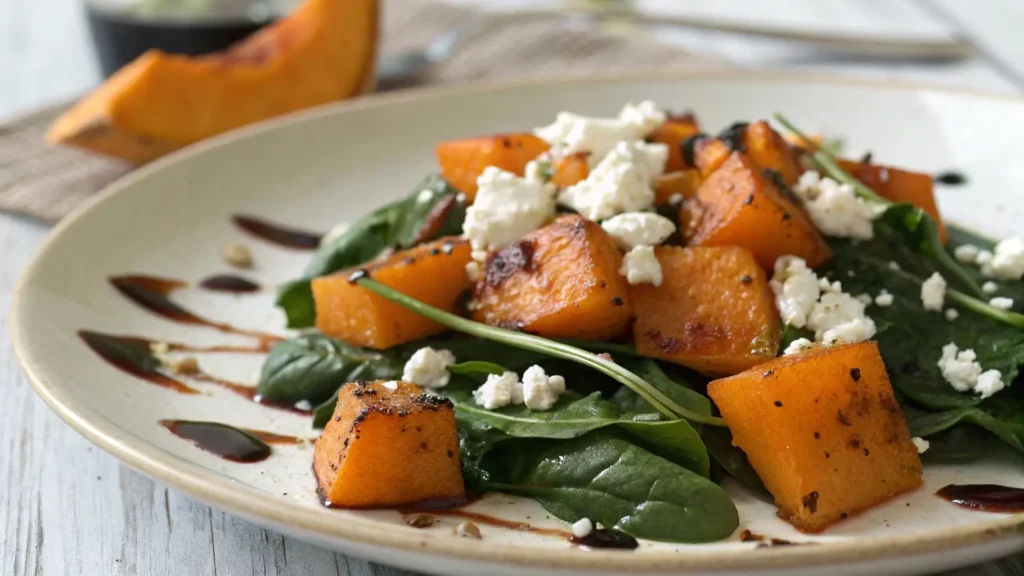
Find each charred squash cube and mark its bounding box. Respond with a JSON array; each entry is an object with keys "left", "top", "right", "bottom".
[
  {"left": 694, "top": 121, "right": 803, "bottom": 187},
  {"left": 313, "top": 380, "right": 465, "bottom": 508},
  {"left": 685, "top": 152, "right": 832, "bottom": 269},
  {"left": 312, "top": 237, "right": 473, "bottom": 349},
  {"left": 435, "top": 134, "right": 551, "bottom": 200},
  {"left": 631, "top": 246, "right": 780, "bottom": 375},
  {"left": 707, "top": 342, "right": 923, "bottom": 532},
  {"left": 472, "top": 214, "right": 634, "bottom": 340}
]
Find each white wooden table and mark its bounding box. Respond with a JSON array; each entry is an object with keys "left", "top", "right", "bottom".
[{"left": 3, "top": 1, "right": 1024, "bottom": 574}]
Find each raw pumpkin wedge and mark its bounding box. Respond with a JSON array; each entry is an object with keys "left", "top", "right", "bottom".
[
  {"left": 838, "top": 159, "right": 946, "bottom": 243},
  {"left": 313, "top": 380, "right": 465, "bottom": 508},
  {"left": 47, "top": 0, "right": 379, "bottom": 164},
  {"left": 435, "top": 134, "right": 551, "bottom": 200},
  {"left": 686, "top": 152, "right": 832, "bottom": 269},
  {"left": 631, "top": 246, "right": 780, "bottom": 375},
  {"left": 472, "top": 214, "right": 634, "bottom": 340},
  {"left": 648, "top": 113, "right": 703, "bottom": 172},
  {"left": 707, "top": 342, "right": 923, "bottom": 533},
  {"left": 312, "top": 237, "right": 472, "bottom": 349}
]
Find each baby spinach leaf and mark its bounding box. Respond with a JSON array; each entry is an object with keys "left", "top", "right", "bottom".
[
  {"left": 275, "top": 175, "right": 465, "bottom": 327},
  {"left": 257, "top": 335, "right": 382, "bottom": 405},
  {"left": 453, "top": 391, "right": 709, "bottom": 476},
  {"left": 919, "top": 425, "right": 990, "bottom": 462},
  {"left": 480, "top": 430, "right": 738, "bottom": 543},
  {"left": 821, "top": 209, "right": 1024, "bottom": 411},
  {"left": 700, "top": 426, "right": 768, "bottom": 495},
  {"left": 614, "top": 358, "right": 713, "bottom": 417},
  {"left": 448, "top": 361, "right": 507, "bottom": 376}
]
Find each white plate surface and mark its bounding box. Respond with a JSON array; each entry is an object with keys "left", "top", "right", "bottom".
[{"left": 12, "top": 72, "right": 1024, "bottom": 576}]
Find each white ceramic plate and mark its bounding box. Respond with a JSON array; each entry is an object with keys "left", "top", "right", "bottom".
[{"left": 13, "top": 73, "right": 1024, "bottom": 576}]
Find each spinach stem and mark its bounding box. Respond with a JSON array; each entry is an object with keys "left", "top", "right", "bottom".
[
  {"left": 357, "top": 278, "right": 726, "bottom": 426},
  {"left": 948, "top": 290, "right": 1024, "bottom": 328},
  {"left": 774, "top": 113, "right": 986, "bottom": 300}
]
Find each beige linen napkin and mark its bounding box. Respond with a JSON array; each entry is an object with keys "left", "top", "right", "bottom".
[{"left": 0, "top": 0, "right": 723, "bottom": 222}]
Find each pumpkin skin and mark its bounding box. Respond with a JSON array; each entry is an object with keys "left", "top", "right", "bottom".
[{"left": 47, "top": 0, "right": 379, "bottom": 163}]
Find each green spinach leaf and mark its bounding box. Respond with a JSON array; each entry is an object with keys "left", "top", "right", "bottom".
[
  {"left": 257, "top": 335, "right": 382, "bottom": 405},
  {"left": 276, "top": 175, "right": 465, "bottom": 327},
  {"left": 479, "top": 430, "right": 738, "bottom": 543},
  {"left": 453, "top": 391, "right": 709, "bottom": 477},
  {"left": 700, "top": 426, "right": 768, "bottom": 494},
  {"left": 820, "top": 207, "right": 1024, "bottom": 411}
]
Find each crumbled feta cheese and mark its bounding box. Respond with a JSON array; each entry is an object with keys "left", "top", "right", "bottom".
[
  {"left": 600, "top": 212, "right": 676, "bottom": 250},
  {"left": 807, "top": 291, "right": 877, "bottom": 345},
  {"left": 989, "top": 297, "right": 1014, "bottom": 310},
  {"left": 402, "top": 347, "right": 456, "bottom": 389},
  {"left": 874, "top": 290, "right": 894, "bottom": 307},
  {"left": 981, "top": 237, "right": 1024, "bottom": 280},
  {"left": 953, "top": 244, "right": 980, "bottom": 264},
  {"left": 521, "top": 365, "right": 566, "bottom": 411},
  {"left": 770, "top": 256, "right": 820, "bottom": 329},
  {"left": 617, "top": 101, "right": 667, "bottom": 138},
  {"left": 619, "top": 245, "right": 662, "bottom": 286},
  {"left": 792, "top": 171, "right": 883, "bottom": 240},
  {"left": 381, "top": 381, "right": 399, "bottom": 390},
  {"left": 524, "top": 156, "right": 553, "bottom": 183},
  {"left": 976, "top": 370, "right": 1006, "bottom": 399},
  {"left": 920, "top": 272, "right": 947, "bottom": 312},
  {"left": 462, "top": 167, "right": 555, "bottom": 257},
  {"left": 983, "top": 281, "right": 999, "bottom": 294},
  {"left": 945, "top": 308, "right": 959, "bottom": 321},
  {"left": 976, "top": 249, "right": 994, "bottom": 265},
  {"left": 534, "top": 103, "right": 666, "bottom": 165},
  {"left": 911, "top": 437, "right": 930, "bottom": 454},
  {"left": 472, "top": 371, "right": 521, "bottom": 410},
  {"left": 818, "top": 277, "right": 843, "bottom": 293},
  {"left": 571, "top": 517, "right": 594, "bottom": 539},
  {"left": 856, "top": 293, "right": 873, "bottom": 306},
  {"left": 783, "top": 338, "right": 816, "bottom": 355},
  {"left": 558, "top": 141, "right": 667, "bottom": 221},
  {"left": 937, "top": 343, "right": 1004, "bottom": 398},
  {"left": 465, "top": 260, "right": 482, "bottom": 282},
  {"left": 888, "top": 261, "right": 901, "bottom": 271},
  {"left": 534, "top": 113, "right": 635, "bottom": 166}
]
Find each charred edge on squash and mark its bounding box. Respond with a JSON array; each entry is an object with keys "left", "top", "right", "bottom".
[
  {"left": 485, "top": 239, "right": 536, "bottom": 287},
  {"left": 773, "top": 400, "right": 783, "bottom": 407},
  {"left": 413, "top": 195, "right": 459, "bottom": 245},
  {"left": 837, "top": 410, "right": 852, "bottom": 427},
  {"left": 801, "top": 491, "right": 819, "bottom": 514},
  {"left": 680, "top": 132, "right": 708, "bottom": 168},
  {"left": 718, "top": 122, "right": 750, "bottom": 152},
  {"left": 850, "top": 367, "right": 862, "bottom": 381},
  {"left": 611, "top": 296, "right": 624, "bottom": 306},
  {"left": 741, "top": 275, "right": 753, "bottom": 285}
]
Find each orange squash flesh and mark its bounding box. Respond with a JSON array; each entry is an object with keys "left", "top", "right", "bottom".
[
  {"left": 838, "top": 159, "right": 946, "bottom": 244},
  {"left": 48, "top": 0, "right": 379, "bottom": 164},
  {"left": 472, "top": 215, "right": 634, "bottom": 340},
  {"left": 649, "top": 114, "right": 702, "bottom": 172},
  {"left": 708, "top": 342, "right": 923, "bottom": 533},
  {"left": 435, "top": 134, "right": 551, "bottom": 200},
  {"left": 631, "top": 246, "right": 780, "bottom": 375},
  {"left": 550, "top": 152, "right": 590, "bottom": 189},
  {"left": 694, "top": 121, "right": 803, "bottom": 187},
  {"left": 313, "top": 237, "right": 472, "bottom": 349},
  {"left": 313, "top": 380, "right": 465, "bottom": 508},
  {"left": 686, "top": 152, "right": 832, "bottom": 269},
  {"left": 653, "top": 169, "right": 703, "bottom": 205}
]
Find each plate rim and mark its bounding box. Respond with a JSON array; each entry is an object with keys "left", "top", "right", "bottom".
[{"left": 12, "top": 69, "right": 1024, "bottom": 572}]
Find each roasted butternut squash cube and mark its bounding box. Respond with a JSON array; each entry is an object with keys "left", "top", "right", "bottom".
[
  {"left": 631, "top": 246, "right": 780, "bottom": 375},
  {"left": 838, "top": 159, "right": 945, "bottom": 243},
  {"left": 550, "top": 152, "right": 589, "bottom": 188},
  {"left": 694, "top": 121, "right": 802, "bottom": 187},
  {"left": 653, "top": 169, "right": 703, "bottom": 205},
  {"left": 313, "top": 380, "right": 465, "bottom": 508},
  {"left": 472, "top": 214, "right": 633, "bottom": 339},
  {"left": 313, "top": 237, "right": 472, "bottom": 349},
  {"left": 649, "top": 114, "right": 703, "bottom": 172},
  {"left": 435, "top": 134, "right": 551, "bottom": 200},
  {"left": 707, "top": 342, "right": 923, "bottom": 533},
  {"left": 687, "top": 152, "right": 832, "bottom": 269}
]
